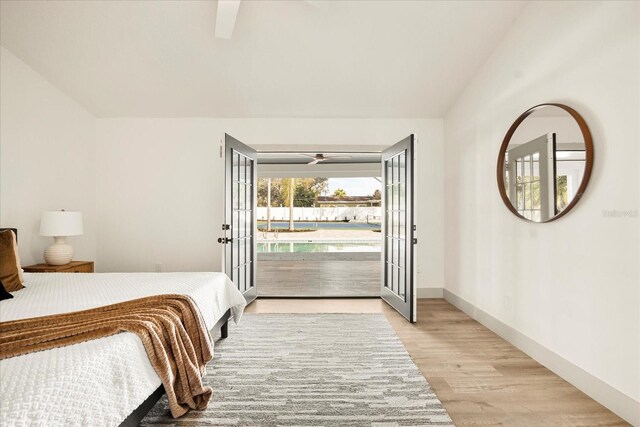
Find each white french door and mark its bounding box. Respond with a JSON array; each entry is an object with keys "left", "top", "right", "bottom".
[
  {"left": 381, "top": 135, "right": 416, "bottom": 322},
  {"left": 223, "top": 134, "right": 258, "bottom": 304}
]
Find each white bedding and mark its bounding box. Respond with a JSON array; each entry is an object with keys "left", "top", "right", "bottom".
[{"left": 0, "top": 272, "right": 246, "bottom": 427}]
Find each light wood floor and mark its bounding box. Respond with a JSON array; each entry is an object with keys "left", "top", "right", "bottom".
[
  {"left": 246, "top": 298, "right": 628, "bottom": 426},
  {"left": 257, "top": 259, "right": 380, "bottom": 297}
]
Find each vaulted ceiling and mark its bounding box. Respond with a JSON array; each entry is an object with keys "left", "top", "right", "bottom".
[{"left": 0, "top": 1, "right": 526, "bottom": 118}]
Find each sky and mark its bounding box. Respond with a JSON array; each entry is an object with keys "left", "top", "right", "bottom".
[{"left": 326, "top": 177, "right": 381, "bottom": 197}]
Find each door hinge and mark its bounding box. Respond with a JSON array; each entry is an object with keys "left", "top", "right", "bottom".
[
  {"left": 412, "top": 238, "right": 418, "bottom": 244},
  {"left": 413, "top": 225, "right": 416, "bottom": 231},
  {"left": 222, "top": 224, "right": 231, "bottom": 230},
  {"left": 217, "top": 237, "right": 233, "bottom": 244}
]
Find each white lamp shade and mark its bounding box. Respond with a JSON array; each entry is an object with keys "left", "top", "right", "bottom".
[{"left": 40, "top": 211, "right": 83, "bottom": 237}]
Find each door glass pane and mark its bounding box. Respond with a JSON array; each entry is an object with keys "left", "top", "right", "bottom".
[
  {"left": 385, "top": 197, "right": 391, "bottom": 233},
  {"left": 399, "top": 152, "right": 406, "bottom": 183},
  {"left": 239, "top": 184, "right": 245, "bottom": 210},
  {"left": 399, "top": 240, "right": 405, "bottom": 268},
  {"left": 239, "top": 155, "right": 246, "bottom": 183},
  {"left": 533, "top": 181, "right": 541, "bottom": 210},
  {"left": 246, "top": 183, "right": 252, "bottom": 211},
  {"left": 393, "top": 155, "right": 399, "bottom": 184},
  {"left": 517, "top": 184, "right": 524, "bottom": 209},
  {"left": 239, "top": 238, "right": 245, "bottom": 266},
  {"left": 393, "top": 265, "right": 399, "bottom": 294},
  {"left": 386, "top": 262, "right": 392, "bottom": 289},
  {"left": 233, "top": 152, "right": 240, "bottom": 180},
  {"left": 392, "top": 184, "right": 399, "bottom": 211},
  {"left": 247, "top": 236, "right": 252, "bottom": 267},
  {"left": 232, "top": 211, "right": 239, "bottom": 238},
  {"left": 398, "top": 267, "right": 405, "bottom": 298},
  {"left": 233, "top": 183, "right": 239, "bottom": 211},
  {"left": 246, "top": 263, "right": 252, "bottom": 290},
  {"left": 246, "top": 159, "right": 253, "bottom": 186}
]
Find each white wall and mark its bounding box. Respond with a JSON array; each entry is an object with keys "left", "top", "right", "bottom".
[
  {"left": 443, "top": 1, "right": 639, "bottom": 423},
  {"left": 0, "top": 47, "right": 97, "bottom": 266},
  {"left": 95, "top": 118, "right": 444, "bottom": 290}
]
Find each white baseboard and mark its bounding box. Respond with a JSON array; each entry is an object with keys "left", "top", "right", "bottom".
[
  {"left": 443, "top": 289, "right": 639, "bottom": 426},
  {"left": 417, "top": 287, "right": 444, "bottom": 298}
]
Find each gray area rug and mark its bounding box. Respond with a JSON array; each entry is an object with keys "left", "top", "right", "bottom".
[{"left": 141, "top": 314, "right": 454, "bottom": 426}]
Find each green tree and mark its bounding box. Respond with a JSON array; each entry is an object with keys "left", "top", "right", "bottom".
[
  {"left": 311, "top": 178, "right": 329, "bottom": 197},
  {"left": 333, "top": 188, "right": 347, "bottom": 198},
  {"left": 294, "top": 183, "right": 316, "bottom": 207},
  {"left": 258, "top": 177, "right": 328, "bottom": 207},
  {"left": 257, "top": 178, "right": 284, "bottom": 207}
]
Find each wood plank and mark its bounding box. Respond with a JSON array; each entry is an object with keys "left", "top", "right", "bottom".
[
  {"left": 257, "top": 260, "right": 380, "bottom": 297},
  {"left": 245, "top": 298, "right": 629, "bottom": 426}
]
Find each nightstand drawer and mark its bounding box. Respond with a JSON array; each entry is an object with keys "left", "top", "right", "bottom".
[
  {"left": 23, "top": 261, "right": 94, "bottom": 273},
  {"left": 60, "top": 263, "right": 94, "bottom": 273}
]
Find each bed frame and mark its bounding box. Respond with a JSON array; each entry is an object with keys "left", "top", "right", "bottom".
[{"left": 119, "top": 309, "right": 231, "bottom": 427}]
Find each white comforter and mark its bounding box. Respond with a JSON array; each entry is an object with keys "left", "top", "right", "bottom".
[{"left": 0, "top": 272, "right": 246, "bottom": 427}]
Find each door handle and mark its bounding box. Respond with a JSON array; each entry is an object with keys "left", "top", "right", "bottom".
[{"left": 217, "top": 237, "right": 233, "bottom": 244}]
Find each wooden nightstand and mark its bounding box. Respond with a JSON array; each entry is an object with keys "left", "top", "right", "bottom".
[{"left": 23, "top": 261, "right": 94, "bottom": 273}]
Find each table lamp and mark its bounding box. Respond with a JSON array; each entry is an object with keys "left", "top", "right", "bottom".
[{"left": 39, "top": 210, "right": 83, "bottom": 265}]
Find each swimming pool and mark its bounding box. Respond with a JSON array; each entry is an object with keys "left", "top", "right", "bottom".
[
  {"left": 257, "top": 221, "right": 380, "bottom": 230},
  {"left": 258, "top": 241, "right": 381, "bottom": 253}
]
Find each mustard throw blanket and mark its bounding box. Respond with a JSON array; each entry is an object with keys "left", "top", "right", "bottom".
[{"left": 0, "top": 294, "right": 214, "bottom": 418}]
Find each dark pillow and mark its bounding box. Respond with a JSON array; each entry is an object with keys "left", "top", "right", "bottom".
[
  {"left": 0, "top": 280, "right": 13, "bottom": 301},
  {"left": 0, "top": 229, "right": 24, "bottom": 292}
]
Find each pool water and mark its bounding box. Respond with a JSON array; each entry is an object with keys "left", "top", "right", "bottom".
[
  {"left": 258, "top": 241, "right": 381, "bottom": 253},
  {"left": 258, "top": 221, "right": 380, "bottom": 230}
]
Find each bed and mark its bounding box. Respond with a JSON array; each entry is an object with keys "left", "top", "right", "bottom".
[{"left": 0, "top": 271, "right": 247, "bottom": 426}]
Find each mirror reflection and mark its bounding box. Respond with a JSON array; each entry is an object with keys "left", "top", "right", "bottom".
[{"left": 499, "top": 104, "right": 592, "bottom": 222}]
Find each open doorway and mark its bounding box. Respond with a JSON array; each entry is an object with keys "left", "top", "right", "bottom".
[
  {"left": 222, "top": 134, "right": 417, "bottom": 322},
  {"left": 256, "top": 173, "right": 382, "bottom": 297},
  {"left": 255, "top": 151, "right": 382, "bottom": 298}
]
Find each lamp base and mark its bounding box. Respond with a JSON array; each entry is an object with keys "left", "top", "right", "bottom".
[{"left": 44, "top": 236, "right": 73, "bottom": 265}]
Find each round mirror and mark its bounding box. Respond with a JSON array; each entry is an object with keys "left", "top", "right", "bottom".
[{"left": 497, "top": 104, "right": 593, "bottom": 223}]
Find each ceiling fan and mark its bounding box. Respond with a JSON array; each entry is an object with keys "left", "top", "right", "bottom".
[{"left": 300, "top": 153, "right": 353, "bottom": 165}]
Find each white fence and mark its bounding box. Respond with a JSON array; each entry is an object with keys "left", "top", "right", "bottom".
[{"left": 257, "top": 207, "right": 381, "bottom": 223}]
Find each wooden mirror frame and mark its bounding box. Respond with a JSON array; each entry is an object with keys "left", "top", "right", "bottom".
[{"left": 496, "top": 103, "right": 594, "bottom": 223}]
